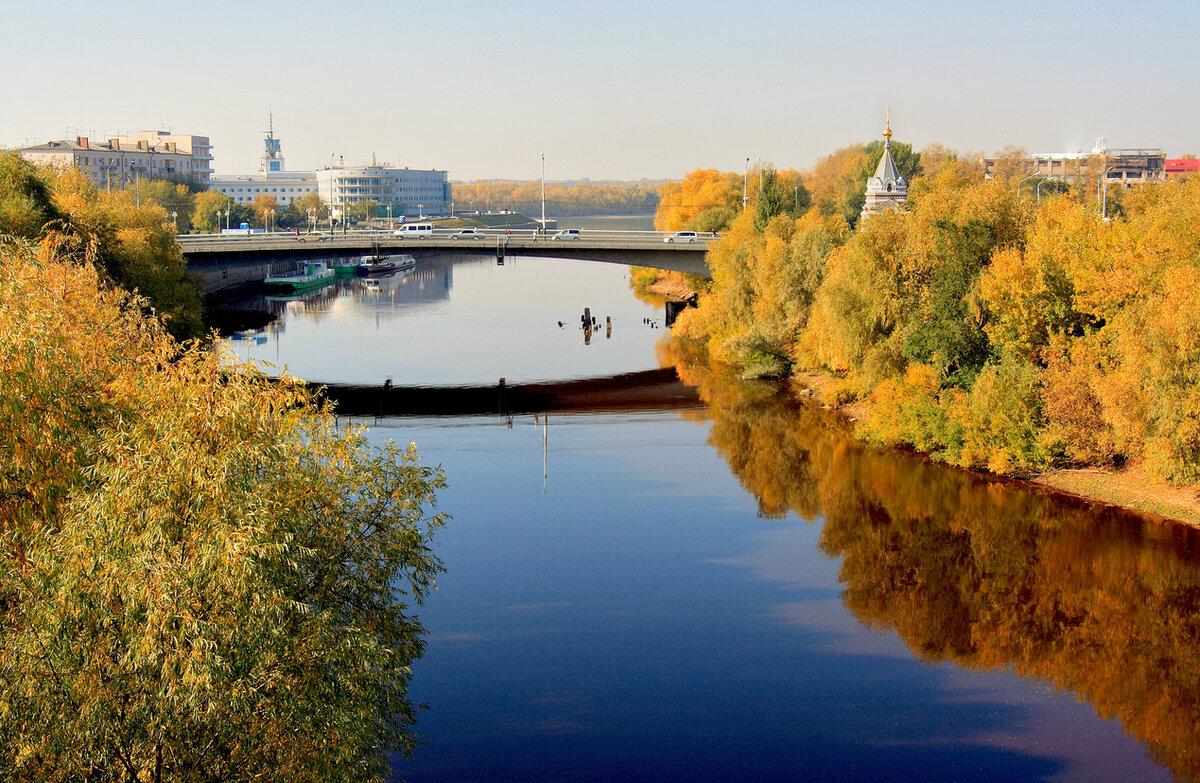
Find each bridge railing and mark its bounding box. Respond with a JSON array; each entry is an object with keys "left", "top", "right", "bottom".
[{"left": 177, "top": 228, "right": 718, "bottom": 245}]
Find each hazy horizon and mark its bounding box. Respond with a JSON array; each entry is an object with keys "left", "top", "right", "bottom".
[{"left": 4, "top": 0, "right": 1196, "bottom": 182}]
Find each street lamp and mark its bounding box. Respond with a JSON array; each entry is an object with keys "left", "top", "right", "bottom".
[
  {"left": 171, "top": 211, "right": 178, "bottom": 233},
  {"left": 743, "top": 157, "right": 750, "bottom": 210},
  {"left": 1036, "top": 177, "right": 1056, "bottom": 203},
  {"left": 1017, "top": 171, "right": 1040, "bottom": 199}
]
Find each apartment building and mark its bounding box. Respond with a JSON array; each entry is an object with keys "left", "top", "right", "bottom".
[{"left": 20, "top": 133, "right": 212, "bottom": 188}]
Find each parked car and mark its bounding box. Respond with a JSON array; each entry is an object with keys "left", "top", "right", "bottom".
[
  {"left": 450, "top": 228, "right": 485, "bottom": 240},
  {"left": 551, "top": 229, "right": 581, "bottom": 241},
  {"left": 664, "top": 231, "right": 698, "bottom": 243}
]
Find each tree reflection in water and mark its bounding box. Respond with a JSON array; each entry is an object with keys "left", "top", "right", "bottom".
[{"left": 663, "top": 341, "right": 1200, "bottom": 780}]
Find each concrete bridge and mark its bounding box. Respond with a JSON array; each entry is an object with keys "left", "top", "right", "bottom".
[{"left": 181, "top": 230, "right": 711, "bottom": 297}]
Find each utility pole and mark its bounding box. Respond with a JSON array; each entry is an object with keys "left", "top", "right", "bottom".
[{"left": 540, "top": 153, "right": 546, "bottom": 234}]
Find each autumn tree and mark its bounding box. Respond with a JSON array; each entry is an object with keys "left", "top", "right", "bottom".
[
  {"left": 655, "top": 169, "right": 742, "bottom": 231},
  {"left": 193, "top": 189, "right": 231, "bottom": 233},
  {"left": 285, "top": 190, "right": 329, "bottom": 229},
  {"left": 450, "top": 180, "right": 661, "bottom": 217},
  {"left": 0, "top": 241, "right": 447, "bottom": 782},
  {"left": 0, "top": 156, "right": 204, "bottom": 341},
  {"left": 138, "top": 180, "right": 194, "bottom": 231},
  {"left": 345, "top": 198, "right": 381, "bottom": 222},
  {"left": 250, "top": 193, "right": 280, "bottom": 228},
  {"left": 0, "top": 149, "right": 67, "bottom": 237},
  {"left": 753, "top": 167, "right": 787, "bottom": 231}
]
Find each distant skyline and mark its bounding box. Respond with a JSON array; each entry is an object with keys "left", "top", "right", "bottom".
[{"left": 3, "top": 0, "right": 1197, "bottom": 182}]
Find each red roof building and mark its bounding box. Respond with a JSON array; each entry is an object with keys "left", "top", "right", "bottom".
[{"left": 1166, "top": 159, "right": 1199, "bottom": 178}]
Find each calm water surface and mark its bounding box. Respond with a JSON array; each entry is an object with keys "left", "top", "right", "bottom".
[
  {"left": 231, "top": 252, "right": 1198, "bottom": 781},
  {"left": 230, "top": 254, "right": 668, "bottom": 385}
]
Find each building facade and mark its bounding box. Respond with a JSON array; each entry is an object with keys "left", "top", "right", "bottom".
[
  {"left": 115, "top": 132, "right": 213, "bottom": 181},
  {"left": 860, "top": 113, "right": 908, "bottom": 220},
  {"left": 208, "top": 172, "right": 318, "bottom": 207},
  {"left": 984, "top": 139, "right": 1166, "bottom": 185},
  {"left": 1166, "top": 159, "right": 1199, "bottom": 179},
  {"left": 316, "top": 166, "right": 452, "bottom": 219},
  {"left": 21, "top": 133, "right": 212, "bottom": 188}
]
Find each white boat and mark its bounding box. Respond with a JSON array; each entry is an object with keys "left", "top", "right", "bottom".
[
  {"left": 263, "top": 261, "right": 335, "bottom": 294},
  {"left": 359, "top": 253, "right": 416, "bottom": 277}
]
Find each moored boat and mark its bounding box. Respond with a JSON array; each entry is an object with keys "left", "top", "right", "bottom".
[
  {"left": 359, "top": 253, "right": 416, "bottom": 276},
  {"left": 330, "top": 257, "right": 365, "bottom": 278},
  {"left": 263, "top": 261, "right": 335, "bottom": 294}
]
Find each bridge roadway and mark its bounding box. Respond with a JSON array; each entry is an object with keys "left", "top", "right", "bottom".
[{"left": 181, "top": 229, "right": 711, "bottom": 296}]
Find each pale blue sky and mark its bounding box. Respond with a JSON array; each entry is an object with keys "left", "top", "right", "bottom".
[{"left": 2, "top": 0, "right": 1196, "bottom": 181}]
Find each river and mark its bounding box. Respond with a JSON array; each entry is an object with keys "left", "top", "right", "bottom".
[{"left": 225, "top": 249, "right": 1199, "bottom": 782}]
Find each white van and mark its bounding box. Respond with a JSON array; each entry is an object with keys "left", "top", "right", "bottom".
[{"left": 393, "top": 222, "right": 434, "bottom": 238}]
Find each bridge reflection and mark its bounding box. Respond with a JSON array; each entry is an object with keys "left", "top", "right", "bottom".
[{"left": 316, "top": 367, "right": 700, "bottom": 417}]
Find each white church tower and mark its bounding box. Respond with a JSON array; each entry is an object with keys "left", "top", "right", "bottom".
[{"left": 860, "top": 109, "right": 908, "bottom": 220}]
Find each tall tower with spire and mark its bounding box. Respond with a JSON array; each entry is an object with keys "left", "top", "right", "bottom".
[
  {"left": 860, "top": 109, "right": 908, "bottom": 220},
  {"left": 259, "top": 111, "right": 285, "bottom": 174}
]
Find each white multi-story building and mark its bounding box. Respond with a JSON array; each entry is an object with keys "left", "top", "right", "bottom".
[
  {"left": 209, "top": 173, "right": 318, "bottom": 207},
  {"left": 316, "top": 165, "right": 451, "bottom": 219},
  {"left": 20, "top": 132, "right": 213, "bottom": 188}
]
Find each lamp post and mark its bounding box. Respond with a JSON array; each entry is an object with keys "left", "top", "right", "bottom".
[
  {"left": 540, "top": 153, "right": 546, "bottom": 234},
  {"left": 1036, "top": 177, "right": 1056, "bottom": 203},
  {"left": 171, "top": 211, "right": 178, "bottom": 233},
  {"left": 742, "top": 157, "right": 749, "bottom": 210},
  {"left": 1017, "top": 171, "right": 1040, "bottom": 199}
]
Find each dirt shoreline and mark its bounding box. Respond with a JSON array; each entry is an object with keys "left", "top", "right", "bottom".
[{"left": 786, "top": 373, "right": 1200, "bottom": 529}]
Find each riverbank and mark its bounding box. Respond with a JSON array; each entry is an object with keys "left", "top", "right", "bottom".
[{"left": 787, "top": 372, "right": 1200, "bottom": 529}]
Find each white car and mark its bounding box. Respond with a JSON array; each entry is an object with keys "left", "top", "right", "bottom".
[
  {"left": 450, "top": 228, "right": 485, "bottom": 240},
  {"left": 551, "top": 229, "right": 581, "bottom": 241},
  {"left": 664, "top": 231, "right": 698, "bottom": 243}
]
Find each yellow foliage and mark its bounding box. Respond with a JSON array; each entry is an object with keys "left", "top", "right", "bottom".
[
  {"left": 654, "top": 169, "right": 742, "bottom": 231},
  {"left": 0, "top": 243, "right": 445, "bottom": 778}
]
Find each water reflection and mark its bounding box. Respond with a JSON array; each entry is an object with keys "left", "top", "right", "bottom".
[
  {"left": 665, "top": 342, "right": 1200, "bottom": 780},
  {"left": 221, "top": 254, "right": 669, "bottom": 386}
]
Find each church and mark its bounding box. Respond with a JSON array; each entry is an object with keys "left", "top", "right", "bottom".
[{"left": 860, "top": 111, "right": 909, "bottom": 220}]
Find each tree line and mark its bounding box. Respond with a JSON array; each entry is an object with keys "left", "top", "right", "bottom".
[
  {"left": 666, "top": 140, "right": 1200, "bottom": 485},
  {"left": 449, "top": 179, "right": 663, "bottom": 216}
]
